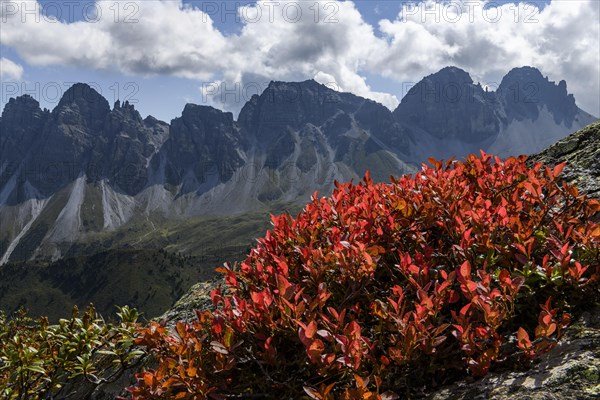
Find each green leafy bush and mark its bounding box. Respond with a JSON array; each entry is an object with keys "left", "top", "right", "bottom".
[
  {"left": 0, "top": 305, "right": 143, "bottom": 399},
  {"left": 128, "top": 154, "right": 599, "bottom": 399}
]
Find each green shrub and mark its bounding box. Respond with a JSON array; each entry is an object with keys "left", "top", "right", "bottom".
[{"left": 0, "top": 305, "right": 143, "bottom": 399}]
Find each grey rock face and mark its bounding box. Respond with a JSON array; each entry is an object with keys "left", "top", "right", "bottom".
[
  {"left": 2, "top": 83, "right": 112, "bottom": 200},
  {"left": 238, "top": 79, "right": 410, "bottom": 178},
  {"left": 160, "top": 104, "right": 245, "bottom": 193},
  {"left": 2, "top": 68, "right": 593, "bottom": 204},
  {"left": 393, "top": 66, "right": 596, "bottom": 161},
  {"left": 97, "top": 100, "right": 169, "bottom": 195},
  {"left": 498, "top": 66, "right": 580, "bottom": 127},
  {"left": 529, "top": 121, "right": 600, "bottom": 198},
  {"left": 239, "top": 80, "right": 361, "bottom": 143},
  {"left": 394, "top": 66, "right": 503, "bottom": 143},
  {"left": 0, "top": 95, "right": 50, "bottom": 203},
  {"left": 0, "top": 84, "right": 169, "bottom": 202}
]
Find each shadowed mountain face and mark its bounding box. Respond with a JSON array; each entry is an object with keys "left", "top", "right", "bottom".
[
  {"left": 158, "top": 104, "right": 246, "bottom": 193},
  {"left": 498, "top": 67, "right": 581, "bottom": 127},
  {"left": 0, "top": 85, "right": 169, "bottom": 203},
  {"left": 394, "top": 66, "right": 504, "bottom": 143},
  {"left": 0, "top": 66, "right": 597, "bottom": 262},
  {"left": 392, "top": 66, "right": 596, "bottom": 163}
]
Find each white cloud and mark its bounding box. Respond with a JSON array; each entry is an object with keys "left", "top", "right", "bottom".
[
  {"left": 0, "top": 0, "right": 598, "bottom": 116},
  {"left": 372, "top": 0, "right": 600, "bottom": 115},
  {"left": 0, "top": 0, "right": 230, "bottom": 79},
  {"left": 0, "top": 57, "right": 24, "bottom": 80}
]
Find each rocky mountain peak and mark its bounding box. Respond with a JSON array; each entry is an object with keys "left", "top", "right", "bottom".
[
  {"left": 394, "top": 66, "right": 501, "bottom": 143},
  {"left": 112, "top": 100, "right": 143, "bottom": 124},
  {"left": 54, "top": 83, "right": 110, "bottom": 131},
  {"left": 427, "top": 66, "right": 474, "bottom": 85},
  {"left": 501, "top": 66, "right": 545, "bottom": 84},
  {"left": 0, "top": 95, "right": 50, "bottom": 200},
  {"left": 1, "top": 94, "right": 43, "bottom": 117},
  {"left": 57, "top": 83, "right": 107, "bottom": 106},
  {"left": 0, "top": 72, "right": 596, "bottom": 264},
  {"left": 498, "top": 66, "right": 581, "bottom": 126},
  {"left": 160, "top": 103, "right": 245, "bottom": 191},
  {"left": 181, "top": 103, "right": 233, "bottom": 122},
  {"left": 0, "top": 95, "right": 48, "bottom": 142},
  {"left": 239, "top": 78, "right": 362, "bottom": 145}
]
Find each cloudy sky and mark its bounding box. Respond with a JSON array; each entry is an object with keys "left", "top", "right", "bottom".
[{"left": 1, "top": 0, "right": 598, "bottom": 121}]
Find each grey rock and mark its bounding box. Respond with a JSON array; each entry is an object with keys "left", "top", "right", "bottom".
[
  {"left": 529, "top": 121, "right": 600, "bottom": 199},
  {"left": 427, "top": 306, "right": 600, "bottom": 400},
  {"left": 394, "top": 66, "right": 503, "bottom": 143},
  {"left": 498, "top": 67, "right": 580, "bottom": 127},
  {"left": 159, "top": 104, "right": 245, "bottom": 193}
]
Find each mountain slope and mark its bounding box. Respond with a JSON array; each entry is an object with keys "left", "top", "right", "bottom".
[{"left": 0, "top": 249, "right": 206, "bottom": 322}]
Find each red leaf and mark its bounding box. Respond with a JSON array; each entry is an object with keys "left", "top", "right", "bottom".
[
  {"left": 305, "top": 320, "right": 318, "bottom": 339},
  {"left": 553, "top": 162, "right": 566, "bottom": 177},
  {"left": 517, "top": 327, "right": 532, "bottom": 350},
  {"left": 459, "top": 261, "right": 471, "bottom": 280}
]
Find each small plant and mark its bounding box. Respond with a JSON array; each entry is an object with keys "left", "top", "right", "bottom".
[
  {"left": 0, "top": 305, "right": 144, "bottom": 399},
  {"left": 128, "top": 153, "right": 599, "bottom": 399}
]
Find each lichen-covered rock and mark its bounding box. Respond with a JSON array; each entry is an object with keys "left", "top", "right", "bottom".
[
  {"left": 427, "top": 305, "right": 600, "bottom": 400},
  {"left": 529, "top": 121, "right": 600, "bottom": 199},
  {"left": 158, "top": 280, "right": 217, "bottom": 324}
]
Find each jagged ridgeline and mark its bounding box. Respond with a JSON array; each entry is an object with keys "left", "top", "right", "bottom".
[{"left": 0, "top": 67, "right": 597, "bottom": 319}]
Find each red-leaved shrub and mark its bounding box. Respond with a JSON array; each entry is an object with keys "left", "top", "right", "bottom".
[{"left": 127, "top": 153, "right": 599, "bottom": 399}]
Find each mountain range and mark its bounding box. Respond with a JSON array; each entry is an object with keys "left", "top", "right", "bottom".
[{"left": 0, "top": 66, "right": 597, "bottom": 264}]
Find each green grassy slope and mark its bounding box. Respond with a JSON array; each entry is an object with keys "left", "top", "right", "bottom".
[{"left": 0, "top": 203, "right": 303, "bottom": 321}]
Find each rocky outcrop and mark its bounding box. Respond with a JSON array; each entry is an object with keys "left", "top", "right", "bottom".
[
  {"left": 394, "top": 66, "right": 503, "bottom": 143},
  {"left": 529, "top": 121, "right": 600, "bottom": 198},
  {"left": 158, "top": 280, "right": 217, "bottom": 324},
  {"left": 394, "top": 66, "right": 596, "bottom": 162},
  {"left": 427, "top": 305, "right": 600, "bottom": 400}
]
